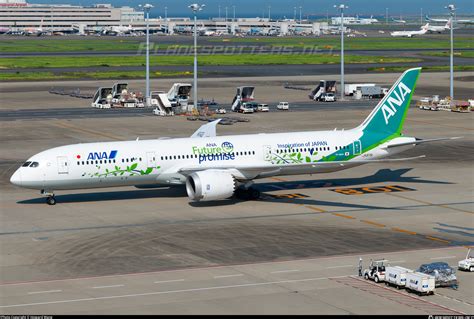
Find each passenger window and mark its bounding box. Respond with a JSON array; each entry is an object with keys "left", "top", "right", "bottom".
[
  {"left": 82, "top": 161, "right": 85, "bottom": 165},
  {"left": 22, "top": 161, "right": 32, "bottom": 167}
]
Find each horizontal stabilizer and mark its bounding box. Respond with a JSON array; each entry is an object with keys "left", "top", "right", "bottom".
[{"left": 386, "top": 136, "right": 462, "bottom": 149}]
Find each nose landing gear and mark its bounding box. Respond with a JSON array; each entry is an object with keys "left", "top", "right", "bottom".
[
  {"left": 41, "top": 190, "right": 56, "bottom": 205},
  {"left": 46, "top": 196, "right": 56, "bottom": 205}
]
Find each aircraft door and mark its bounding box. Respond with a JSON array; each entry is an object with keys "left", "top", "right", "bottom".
[
  {"left": 263, "top": 145, "right": 272, "bottom": 161},
  {"left": 353, "top": 140, "right": 362, "bottom": 155},
  {"left": 57, "top": 156, "right": 69, "bottom": 174},
  {"left": 146, "top": 152, "right": 156, "bottom": 167}
]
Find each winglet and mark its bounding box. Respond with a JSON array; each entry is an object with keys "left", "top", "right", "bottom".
[{"left": 191, "top": 119, "right": 222, "bottom": 138}]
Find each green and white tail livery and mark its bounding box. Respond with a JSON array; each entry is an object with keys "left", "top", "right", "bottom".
[{"left": 354, "top": 67, "right": 421, "bottom": 153}]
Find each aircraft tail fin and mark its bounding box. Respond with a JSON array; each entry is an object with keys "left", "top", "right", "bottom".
[{"left": 357, "top": 68, "right": 421, "bottom": 139}]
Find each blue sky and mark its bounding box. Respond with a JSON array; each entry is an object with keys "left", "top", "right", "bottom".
[{"left": 31, "top": 1, "right": 474, "bottom": 18}]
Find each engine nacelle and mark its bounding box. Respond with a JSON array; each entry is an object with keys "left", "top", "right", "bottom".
[{"left": 185, "top": 170, "right": 236, "bottom": 201}]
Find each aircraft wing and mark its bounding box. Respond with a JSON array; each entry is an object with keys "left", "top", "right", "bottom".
[
  {"left": 190, "top": 119, "right": 221, "bottom": 138},
  {"left": 178, "top": 155, "right": 426, "bottom": 178}
]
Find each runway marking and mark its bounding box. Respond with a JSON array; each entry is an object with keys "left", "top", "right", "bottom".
[
  {"left": 326, "top": 265, "right": 353, "bottom": 269},
  {"left": 270, "top": 269, "right": 300, "bottom": 274},
  {"left": 391, "top": 227, "right": 417, "bottom": 235},
  {"left": 153, "top": 279, "right": 185, "bottom": 284},
  {"left": 332, "top": 213, "right": 356, "bottom": 219},
  {"left": 333, "top": 276, "right": 465, "bottom": 315},
  {"left": 331, "top": 185, "right": 415, "bottom": 195},
  {"left": 52, "top": 121, "right": 122, "bottom": 141},
  {"left": 305, "top": 205, "right": 326, "bottom": 213},
  {"left": 425, "top": 236, "right": 451, "bottom": 244},
  {"left": 429, "top": 256, "right": 457, "bottom": 260},
  {"left": 361, "top": 220, "right": 386, "bottom": 228},
  {"left": 0, "top": 247, "right": 462, "bottom": 287},
  {"left": 213, "top": 274, "right": 244, "bottom": 279},
  {"left": 387, "top": 193, "right": 473, "bottom": 214},
  {"left": 435, "top": 293, "right": 474, "bottom": 307},
  {"left": 0, "top": 276, "right": 349, "bottom": 309},
  {"left": 27, "top": 290, "right": 62, "bottom": 295},
  {"left": 91, "top": 284, "right": 124, "bottom": 289}
]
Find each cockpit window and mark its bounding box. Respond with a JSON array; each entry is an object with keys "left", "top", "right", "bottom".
[
  {"left": 30, "top": 162, "right": 39, "bottom": 168},
  {"left": 22, "top": 161, "right": 32, "bottom": 167}
]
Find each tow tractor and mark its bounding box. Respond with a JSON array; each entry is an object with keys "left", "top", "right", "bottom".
[
  {"left": 363, "top": 259, "right": 388, "bottom": 283},
  {"left": 458, "top": 248, "right": 474, "bottom": 272}
]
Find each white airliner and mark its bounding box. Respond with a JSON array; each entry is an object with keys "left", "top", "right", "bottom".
[
  {"left": 390, "top": 24, "right": 429, "bottom": 37},
  {"left": 426, "top": 15, "right": 474, "bottom": 25},
  {"left": 10, "top": 68, "right": 458, "bottom": 205},
  {"left": 425, "top": 20, "right": 451, "bottom": 33}
]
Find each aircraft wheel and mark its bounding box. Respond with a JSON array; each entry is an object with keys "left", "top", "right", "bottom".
[
  {"left": 248, "top": 188, "right": 261, "bottom": 200},
  {"left": 46, "top": 196, "right": 56, "bottom": 206}
]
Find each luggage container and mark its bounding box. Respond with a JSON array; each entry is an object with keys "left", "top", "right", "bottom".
[
  {"left": 405, "top": 272, "right": 435, "bottom": 295},
  {"left": 385, "top": 266, "right": 413, "bottom": 289}
]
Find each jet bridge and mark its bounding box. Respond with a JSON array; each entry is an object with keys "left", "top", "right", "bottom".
[{"left": 231, "top": 86, "right": 255, "bottom": 112}]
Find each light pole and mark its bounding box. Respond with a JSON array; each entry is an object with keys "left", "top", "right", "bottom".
[
  {"left": 268, "top": 5, "right": 271, "bottom": 21},
  {"left": 233, "top": 5, "right": 236, "bottom": 21},
  {"left": 446, "top": 4, "right": 455, "bottom": 100},
  {"left": 334, "top": 4, "right": 348, "bottom": 101},
  {"left": 299, "top": 6, "right": 302, "bottom": 23},
  {"left": 294, "top": 6, "right": 296, "bottom": 21},
  {"left": 385, "top": 7, "right": 388, "bottom": 24},
  {"left": 420, "top": 8, "right": 423, "bottom": 25},
  {"left": 189, "top": 3, "right": 205, "bottom": 112},
  {"left": 139, "top": 3, "right": 153, "bottom": 106},
  {"left": 225, "top": 6, "right": 228, "bottom": 21},
  {"left": 165, "top": 6, "right": 168, "bottom": 20},
  {"left": 218, "top": 5, "right": 221, "bottom": 19}
]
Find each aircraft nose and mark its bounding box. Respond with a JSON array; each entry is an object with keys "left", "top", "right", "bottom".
[{"left": 10, "top": 169, "right": 22, "bottom": 186}]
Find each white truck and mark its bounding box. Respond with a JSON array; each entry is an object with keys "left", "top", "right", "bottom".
[
  {"left": 405, "top": 272, "right": 435, "bottom": 295},
  {"left": 363, "top": 259, "right": 388, "bottom": 283},
  {"left": 458, "top": 248, "right": 474, "bottom": 272},
  {"left": 385, "top": 266, "right": 413, "bottom": 289}
]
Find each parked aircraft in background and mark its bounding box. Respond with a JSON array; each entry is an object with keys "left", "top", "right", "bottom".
[
  {"left": 390, "top": 24, "right": 429, "bottom": 37},
  {"left": 392, "top": 17, "right": 407, "bottom": 24},
  {"left": 425, "top": 20, "right": 451, "bottom": 33},
  {"left": 426, "top": 15, "right": 474, "bottom": 25}
]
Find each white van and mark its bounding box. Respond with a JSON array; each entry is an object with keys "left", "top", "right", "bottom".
[{"left": 277, "top": 102, "right": 289, "bottom": 110}]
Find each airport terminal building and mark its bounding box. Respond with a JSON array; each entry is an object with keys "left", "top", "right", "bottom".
[
  {"left": 0, "top": 0, "right": 327, "bottom": 35},
  {"left": 0, "top": 0, "right": 144, "bottom": 31}
]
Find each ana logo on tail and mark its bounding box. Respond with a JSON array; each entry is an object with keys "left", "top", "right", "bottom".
[{"left": 381, "top": 81, "right": 412, "bottom": 125}]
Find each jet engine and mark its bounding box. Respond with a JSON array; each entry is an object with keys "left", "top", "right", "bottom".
[{"left": 185, "top": 170, "right": 236, "bottom": 201}]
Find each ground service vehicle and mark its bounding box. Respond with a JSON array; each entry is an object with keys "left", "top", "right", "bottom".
[
  {"left": 257, "top": 104, "right": 269, "bottom": 112},
  {"left": 364, "top": 259, "right": 388, "bottom": 283},
  {"left": 277, "top": 101, "right": 289, "bottom": 110},
  {"left": 405, "top": 272, "right": 435, "bottom": 295},
  {"left": 321, "top": 92, "right": 336, "bottom": 102},
  {"left": 385, "top": 266, "right": 413, "bottom": 289},
  {"left": 458, "top": 249, "right": 474, "bottom": 271}
]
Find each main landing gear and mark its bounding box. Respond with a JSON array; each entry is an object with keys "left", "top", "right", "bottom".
[
  {"left": 235, "top": 186, "right": 261, "bottom": 200},
  {"left": 41, "top": 190, "right": 56, "bottom": 205}
]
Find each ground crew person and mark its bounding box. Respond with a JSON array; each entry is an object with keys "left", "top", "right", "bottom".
[{"left": 358, "top": 257, "right": 363, "bottom": 276}]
